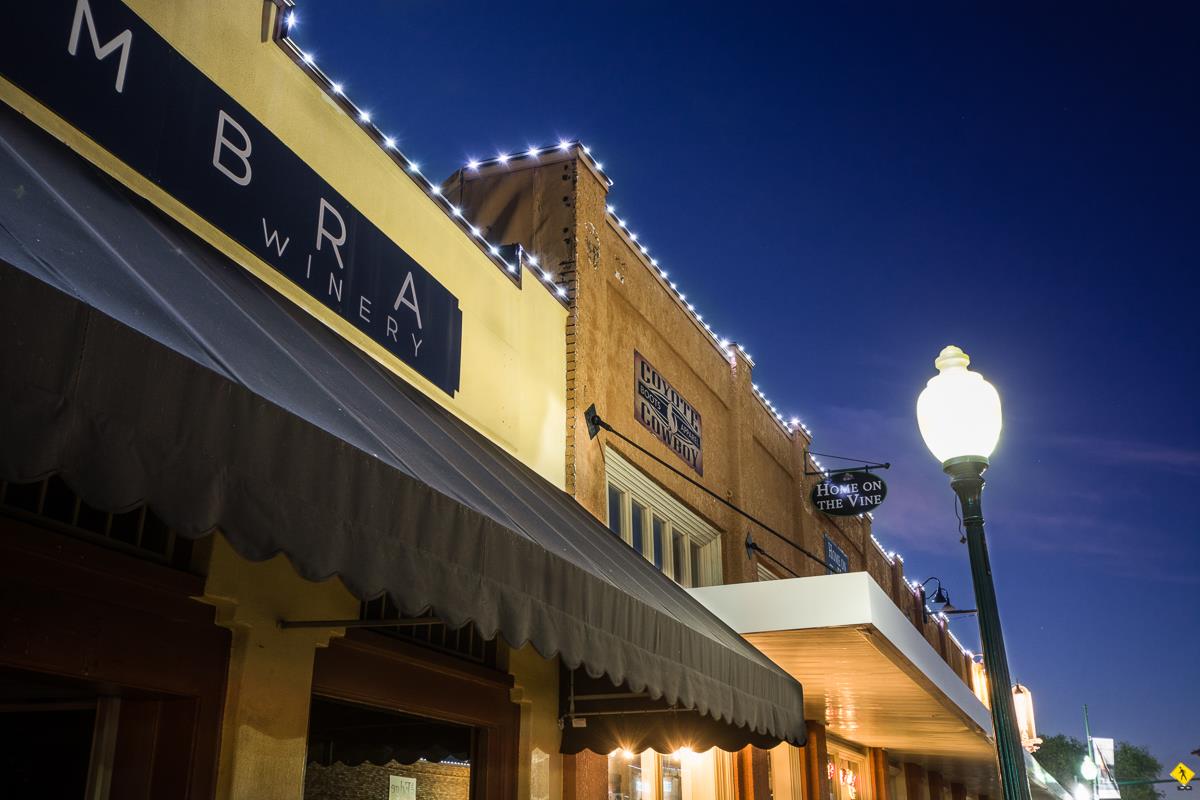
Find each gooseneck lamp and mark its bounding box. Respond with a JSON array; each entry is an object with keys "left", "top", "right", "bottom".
[{"left": 917, "top": 346, "right": 1032, "bottom": 800}]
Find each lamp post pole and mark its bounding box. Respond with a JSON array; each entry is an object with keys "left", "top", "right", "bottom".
[{"left": 945, "top": 456, "right": 1033, "bottom": 800}]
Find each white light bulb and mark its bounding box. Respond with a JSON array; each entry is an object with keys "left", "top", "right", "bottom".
[
  {"left": 594, "top": 161, "right": 603, "bottom": 170},
  {"left": 359, "top": 110, "right": 371, "bottom": 123},
  {"left": 556, "top": 286, "right": 568, "bottom": 297},
  {"left": 332, "top": 82, "right": 345, "bottom": 95},
  {"left": 527, "top": 254, "right": 539, "bottom": 266},
  {"left": 526, "top": 146, "right": 539, "bottom": 158},
  {"left": 489, "top": 245, "right": 500, "bottom": 256},
  {"left": 302, "top": 51, "right": 315, "bottom": 65},
  {"left": 286, "top": 11, "right": 297, "bottom": 27},
  {"left": 558, "top": 140, "right": 572, "bottom": 151},
  {"left": 497, "top": 153, "right": 510, "bottom": 164},
  {"left": 630, "top": 233, "right": 638, "bottom": 242},
  {"left": 431, "top": 186, "right": 442, "bottom": 197},
  {"left": 916, "top": 345, "right": 1002, "bottom": 464},
  {"left": 470, "top": 226, "right": 482, "bottom": 237},
  {"left": 606, "top": 205, "right": 615, "bottom": 214},
  {"left": 408, "top": 162, "right": 421, "bottom": 174},
  {"left": 383, "top": 136, "right": 396, "bottom": 149},
  {"left": 467, "top": 159, "right": 481, "bottom": 171},
  {"left": 507, "top": 262, "right": 517, "bottom": 274},
  {"left": 541, "top": 270, "right": 552, "bottom": 281},
  {"left": 451, "top": 206, "right": 462, "bottom": 217}
]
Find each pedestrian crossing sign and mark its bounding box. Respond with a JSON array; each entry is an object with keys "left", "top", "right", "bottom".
[{"left": 1172, "top": 763, "right": 1195, "bottom": 788}]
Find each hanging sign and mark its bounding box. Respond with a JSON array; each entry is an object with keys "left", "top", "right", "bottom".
[
  {"left": 634, "top": 351, "right": 703, "bottom": 475},
  {"left": 811, "top": 471, "right": 887, "bottom": 516},
  {"left": 823, "top": 535, "right": 849, "bottom": 575},
  {"left": 1, "top": 0, "right": 463, "bottom": 394},
  {"left": 1093, "top": 737, "right": 1121, "bottom": 800}
]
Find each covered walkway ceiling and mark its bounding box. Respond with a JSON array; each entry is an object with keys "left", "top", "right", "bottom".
[{"left": 692, "top": 573, "right": 1065, "bottom": 799}]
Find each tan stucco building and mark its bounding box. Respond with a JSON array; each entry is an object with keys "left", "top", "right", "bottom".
[{"left": 0, "top": 1, "right": 807, "bottom": 798}]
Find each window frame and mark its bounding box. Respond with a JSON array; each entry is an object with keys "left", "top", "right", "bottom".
[{"left": 603, "top": 447, "right": 722, "bottom": 588}]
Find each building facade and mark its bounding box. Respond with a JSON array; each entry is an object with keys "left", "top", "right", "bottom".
[
  {"left": 447, "top": 141, "right": 1063, "bottom": 800},
  {"left": 0, "top": 1, "right": 807, "bottom": 798}
]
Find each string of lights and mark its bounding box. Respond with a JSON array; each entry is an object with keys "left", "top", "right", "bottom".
[
  {"left": 278, "top": 1, "right": 819, "bottom": 441},
  {"left": 471, "top": 143, "right": 817, "bottom": 439},
  {"left": 280, "top": 8, "right": 971, "bottom": 668},
  {"left": 274, "top": 6, "right": 569, "bottom": 304}
]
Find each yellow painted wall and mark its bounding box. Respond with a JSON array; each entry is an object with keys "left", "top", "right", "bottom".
[{"left": 0, "top": 0, "right": 567, "bottom": 486}]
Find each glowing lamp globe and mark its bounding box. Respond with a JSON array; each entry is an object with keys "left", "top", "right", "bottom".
[{"left": 917, "top": 346, "right": 1003, "bottom": 465}]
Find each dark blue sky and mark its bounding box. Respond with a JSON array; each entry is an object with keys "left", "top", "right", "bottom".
[{"left": 292, "top": 1, "right": 1199, "bottom": 769}]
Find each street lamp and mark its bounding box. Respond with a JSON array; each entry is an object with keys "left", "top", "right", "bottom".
[{"left": 917, "top": 345, "right": 1032, "bottom": 800}]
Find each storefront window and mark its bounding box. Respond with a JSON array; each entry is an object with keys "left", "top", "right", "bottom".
[
  {"left": 608, "top": 751, "right": 646, "bottom": 800},
  {"left": 671, "top": 531, "right": 685, "bottom": 582},
  {"left": 304, "top": 697, "right": 473, "bottom": 800},
  {"left": 661, "top": 753, "right": 684, "bottom": 800},
  {"left": 652, "top": 516, "right": 666, "bottom": 569},
  {"left": 827, "top": 746, "right": 865, "bottom": 800},
  {"left": 608, "top": 485, "right": 625, "bottom": 535}
]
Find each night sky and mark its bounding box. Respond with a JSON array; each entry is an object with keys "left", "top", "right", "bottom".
[{"left": 291, "top": 1, "right": 1199, "bottom": 769}]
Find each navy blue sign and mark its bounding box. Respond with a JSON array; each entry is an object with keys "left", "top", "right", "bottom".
[
  {"left": 2, "top": 0, "right": 462, "bottom": 394},
  {"left": 634, "top": 351, "right": 703, "bottom": 475},
  {"left": 811, "top": 470, "right": 888, "bottom": 516},
  {"left": 824, "top": 535, "right": 849, "bottom": 575}
]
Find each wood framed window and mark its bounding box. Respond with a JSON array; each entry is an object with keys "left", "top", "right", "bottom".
[{"left": 603, "top": 448, "right": 721, "bottom": 588}]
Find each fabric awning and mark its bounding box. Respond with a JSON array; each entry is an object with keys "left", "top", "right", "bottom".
[{"left": 0, "top": 105, "right": 805, "bottom": 751}]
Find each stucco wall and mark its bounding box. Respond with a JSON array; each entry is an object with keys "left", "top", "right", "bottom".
[{"left": 1, "top": 0, "right": 568, "bottom": 487}]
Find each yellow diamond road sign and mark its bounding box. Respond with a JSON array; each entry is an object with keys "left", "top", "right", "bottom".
[{"left": 1172, "top": 763, "right": 1196, "bottom": 787}]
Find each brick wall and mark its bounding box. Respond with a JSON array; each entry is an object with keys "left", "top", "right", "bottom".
[
  {"left": 304, "top": 759, "right": 470, "bottom": 800},
  {"left": 448, "top": 152, "right": 983, "bottom": 692}
]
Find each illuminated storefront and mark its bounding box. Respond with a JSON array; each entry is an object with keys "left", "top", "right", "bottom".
[{"left": 0, "top": 1, "right": 806, "bottom": 798}]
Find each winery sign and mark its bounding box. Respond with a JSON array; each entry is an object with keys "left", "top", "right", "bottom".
[
  {"left": 1, "top": 0, "right": 463, "bottom": 394},
  {"left": 634, "top": 352, "right": 703, "bottom": 475},
  {"left": 811, "top": 470, "right": 887, "bottom": 516}
]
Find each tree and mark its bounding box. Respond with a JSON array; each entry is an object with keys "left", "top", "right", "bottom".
[
  {"left": 1115, "top": 742, "right": 1163, "bottom": 800},
  {"left": 1038, "top": 734, "right": 1088, "bottom": 791},
  {"left": 1034, "top": 734, "right": 1163, "bottom": 800}
]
